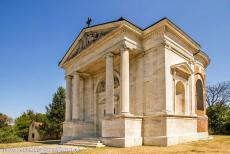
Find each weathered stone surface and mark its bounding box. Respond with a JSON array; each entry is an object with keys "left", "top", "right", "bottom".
[{"left": 59, "top": 18, "right": 210, "bottom": 147}]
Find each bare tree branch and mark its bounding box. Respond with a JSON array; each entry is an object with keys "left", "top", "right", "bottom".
[{"left": 206, "top": 81, "right": 230, "bottom": 107}]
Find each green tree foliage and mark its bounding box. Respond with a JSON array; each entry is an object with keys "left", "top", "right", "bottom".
[
  {"left": 45, "top": 86, "right": 65, "bottom": 139},
  {"left": 207, "top": 104, "right": 230, "bottom": 135},
  {"left": 13, "top": 110, "right": 47, "bottom": 140},
  {"left": 14, "top": 110, "right": 33, "bottom": 140},
  {"left": 0, "top": 113, "right": 23, "bottom": 143},
  {"left": 0, "top": 113, "right": 11, "bottom": 128},
  {"left": 0, "top": 126, "right": 23, "bottom": 143},
  {"left": 206, "top": 81, "right": 230, "bottom": 135}
]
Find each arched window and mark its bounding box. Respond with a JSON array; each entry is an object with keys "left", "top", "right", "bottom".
[
  {"left": 114, "top": 76, "right": 119, "bottom": 88},
  {"left": 196, "top": 79, "right": 204, "bottom": 110},
  {"left": 96, "top": 80, "right": 105, "bottom": 93},
  {"left": 175, "top": 81, "right": 185, "bottom": 114},
  {"left": 96, "top": 76, "right": 120, "bottom": 93}
]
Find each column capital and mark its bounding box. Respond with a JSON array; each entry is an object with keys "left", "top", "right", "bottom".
[
  {"left": 72, "top": 71, "right": 90, "bottom": 78},
  {"left": 106, "top": 52, "right": 114, "bottom": 57},
  {"left": 119, "top": 44, "right": 129, "bottom": 52},
  {"left": 73, "top": 71, "right": 80, "bottom": 76},
  {"left": 103, "top": 52, "right": 114, "bottom": 59},
  {"left": 65, "top": 75, "right": 72, "bottom": 80}
]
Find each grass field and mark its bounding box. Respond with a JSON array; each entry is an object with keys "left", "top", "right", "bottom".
[
  {"left": 0, "top": 136, "right": 229, "bottom": 154},
  {"left": 68, "top": 135, "right": 230, "bottom": 154},
  {"left": 0, "top": 140, "right": 60, "bottom": 149}
]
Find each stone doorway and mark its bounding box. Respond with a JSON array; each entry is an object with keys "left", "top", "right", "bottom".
[
  {"left": 95, "top": 75, "right": 120, "bottom": 137},
  {"left": 96, "top": 98, "right": 105, "bottom": 137},
  {"left": 96, "top": 96, "right": 120, "bottom": 137}
]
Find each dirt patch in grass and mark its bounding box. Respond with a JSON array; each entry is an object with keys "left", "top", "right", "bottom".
[{"left": 61, "top": 135, "right": 230, "bottom": 154}]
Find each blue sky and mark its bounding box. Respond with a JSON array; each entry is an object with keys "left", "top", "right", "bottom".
[{"left": 0, "top": 0, "right": 230, "bottom": 118}]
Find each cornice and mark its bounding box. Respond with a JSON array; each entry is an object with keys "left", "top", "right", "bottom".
[
  {"left": 194, "top": 51, "right": 210, "bottom": 68},
  {"left": 163, "top": 38, "right": 194, "bottom": 62},
  {"left": 164, "top": 21, "right": 200, "bottom": 49},
  {"left": 143, "top": 25, "right": 166, "bottom": 41},
  {"left": 60, "top": 17, "right": 210, "bottom": 70},
  {"left": 62, "top": 26, "right": 142, "bottom": 69}
]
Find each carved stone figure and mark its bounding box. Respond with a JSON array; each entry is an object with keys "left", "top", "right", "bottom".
[{"left": 67, "top": 28, "right": 115, "bottom": 61}]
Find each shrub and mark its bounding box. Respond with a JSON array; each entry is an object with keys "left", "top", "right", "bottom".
[
  {"left": 0, "top": 126, "right": 23, "bottom": 143},
  {"left": 207, "top": 104, "right": 230, "bottom": 135}
]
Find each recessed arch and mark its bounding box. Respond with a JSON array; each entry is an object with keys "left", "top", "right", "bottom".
[
  {"left": 175, "top": 81, "right": 185, "bottom": 114},
  {"left": 196, "top": 79, "right": 204, "bottom": 111},
  {"left": 95, "top": 71, "right": 120, "bottom": 93}
]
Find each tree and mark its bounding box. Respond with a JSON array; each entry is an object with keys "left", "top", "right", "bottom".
[
  {"left": 13, "top": 110, "right": 32, "bottom": 140},
  {"left": 207, "top": 104, "right": 230, "bottom": 135},
  {"left": 0, "top": 126, "right": 23, "bottom": 143},
  {"left": 0, "top": 113, "right": 22, "bottom": 143},
  {"left": 206, "top": 81, "right": 230, "bottom": 135},
  {"left": 13, "top": 110, "right": 47, "bottom": 140},
  {"left": 45, "top": 86, "right": 65, "bottom": 139},
  {"left": 0, "top": 113, "right": 12, "bottom": 128},
  {"left": 206, "top": 81, "right": 230, "bottom": 107}
]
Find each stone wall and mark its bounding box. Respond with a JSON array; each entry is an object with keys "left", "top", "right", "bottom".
[{"left": 143, "top": 45, "right": 166, "bottom": 115}]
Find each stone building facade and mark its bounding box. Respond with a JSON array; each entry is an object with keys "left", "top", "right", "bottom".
[{"left": 59, "top": 17, "right": 210, "bottom": 147}]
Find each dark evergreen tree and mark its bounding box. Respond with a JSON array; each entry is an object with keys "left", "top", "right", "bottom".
[{"left": 45, "top": 86, "right": 65, "bottom": 139}]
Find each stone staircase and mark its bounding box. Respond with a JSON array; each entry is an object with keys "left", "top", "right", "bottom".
[{"left": 65, "top": 138, "right": 105, "bottom": 148}]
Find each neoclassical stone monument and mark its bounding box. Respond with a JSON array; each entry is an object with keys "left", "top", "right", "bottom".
[{"left": 59, "top": 17, "right": 210, "bottom": 147}]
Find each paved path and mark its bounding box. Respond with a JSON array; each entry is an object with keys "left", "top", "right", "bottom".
[{"left": 0, "top": 145, "right": 85, "bottom": 154}]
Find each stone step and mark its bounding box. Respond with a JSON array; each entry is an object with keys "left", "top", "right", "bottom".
[
  {"left": 65, "top": 138, "right": 105, "bottom": 148},
  {"left": 81, "top": 137, "right": 102, "bottom": 141},
  {"left": 68, "top": 139, "right": 101, "bottom": 143}
]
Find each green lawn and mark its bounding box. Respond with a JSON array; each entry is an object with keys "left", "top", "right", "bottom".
[
  {"left": 1, "top": 136, "right": 230, "bottom": 154},
  {"left": 63, "top": 135, "right": 230, "bottom": 154}
]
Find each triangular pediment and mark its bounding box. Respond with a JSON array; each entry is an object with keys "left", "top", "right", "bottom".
[
  {"left": 59, "top": 17, "right": 210, "bottom": 68},
  {"left": 66, "top": 27, "right": 116, "bottom": 62},
  {"left": 59, "top": 18, "right": 142, "bottom": 67},
  {"left": 171, "top": 62, "right": 193, "bottom": 79}
]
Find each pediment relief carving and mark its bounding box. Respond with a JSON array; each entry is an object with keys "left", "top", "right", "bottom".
[{"left": 67, "top": 27, "right": 116, "bottom": 62}]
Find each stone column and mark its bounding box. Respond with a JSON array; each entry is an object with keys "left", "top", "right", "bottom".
[
  {"left": 65, "top": 75, "right": 72, "bottom": 122},
  {"left": 79, "top": 78, "right": 84, "bottom": 121},
  {"left": 120, "top": 47, "right": 130, "bottom": 114},
  {"left": 172, "top": 76, "right": 176, "bottom": 114},
  {"left": 72, "top": 72, "right": 80, "bottom": 121},
  {"left": 191, "top": 73, "right": 196, "bottom": 115},
  {"left": 89, "top": 76, "right": 94, "bottom": 121},
  {"left": 185, "top": 80, "right": 189, "bottom": 115},
  {"left": 106, "top": 53, "right": 114, "bottom": 116},
  {"left": 136, "top": 53, "right": 144, "bottom": 115}
]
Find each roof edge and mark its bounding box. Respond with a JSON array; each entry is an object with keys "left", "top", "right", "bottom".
[{"left": 59, "top": 17, "right": 205, "bottom": 67}]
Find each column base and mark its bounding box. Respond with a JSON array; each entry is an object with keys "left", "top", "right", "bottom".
[
  {"left": 61, "top": 121, "right": 95, "bottom": 143},
  {"left": 101, "top": 137, "right": 142, "bottom": 147},
  {"left": 101, "top": 115, "right": 142, "bottom": 147},
  {"left": 143, "top": 132, "right": 209, "bottom": 146}
]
